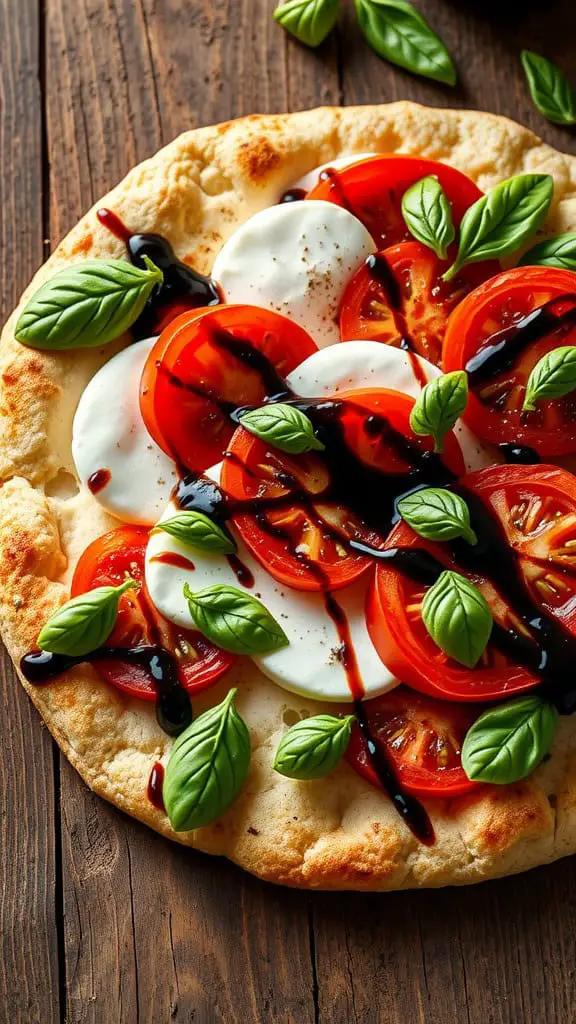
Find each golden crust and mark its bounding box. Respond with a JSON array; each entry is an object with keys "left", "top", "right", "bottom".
[{"left": 2, "top": 102, "right": 576, "bottom": 890}]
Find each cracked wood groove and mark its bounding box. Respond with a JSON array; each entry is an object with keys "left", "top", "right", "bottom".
[{"left": 1, "top": 0, "right": 575, "bottom": 1021}]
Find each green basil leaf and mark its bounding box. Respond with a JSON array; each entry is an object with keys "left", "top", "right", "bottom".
[
  {"left": 157, "top": 511, "right": 236, "bottom": 554},
  {"left": 397, "top": 487, "right": 477, "bottom": 545},
  {"left": 521, "top": 51, "right": 576, "bottom": 126},
  {"left": 409, "top": 371, "right": 468, "bottom": 453},
  {"left": 523, "top": 346, "right": 576, "bottom": 411},
  {"left": 443, "top": 174, "right": 554, "bottom": 282},
  {"left": 163, "top": 688, "right": 251, "bottom": 831},
  {"left": 183, "top": 583, "right": 289, "bottom": 655},
  {"left": 422, "top": 569, "right": 492, "bottom": 669},
  {"left": 519, "top": 233, "right": 576, "bottom": 272},
  {"left": 273, "top": 714, "right": 355, "bottom": 780},
  {"left": 354, "top": 0, "right": 456, "bottom": 85},
  {"left": 239, "top": 403, "right": 325, "bottom": 455},
  {"left": 15, "top": 257, "right": 163, "bottom": 351},
  {"left": 401, "top": 176, "right": 455, "bottom": 260},
  {"left": 37, "top": 578, "right": 138, "bottom": 656},
  {"left": 273, "top": 0, "right": 339, "bottom": 47},
  {"left": 462, "top": 696, "right": 558, "bottom": 784}
]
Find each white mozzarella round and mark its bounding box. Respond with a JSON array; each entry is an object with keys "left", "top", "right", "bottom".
[
  {"left": 145, "top": 492, "right": 398, "bottom": 704},
  {"left": 289, "top": 153, "right": 378, "bottom": 194},
  {"left": 287, "top": 341, "right": 494, "bottom": 473},
  {"left": 72, "top": 338, "right": 177, "bottom": 525},
  {"left": 212, "top": 200, "right": 375, "bottom": 348}
]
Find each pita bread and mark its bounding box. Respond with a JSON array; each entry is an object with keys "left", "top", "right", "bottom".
[{"left": 2, "top": 102, "right": 576, "bottom": 890}]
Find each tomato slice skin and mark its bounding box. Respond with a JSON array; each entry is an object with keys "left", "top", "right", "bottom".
[
  {"left": 346, "top": 687, "right": 481, "bottom": 797},
  {"left": 339, "top": 241, "right": 500, "bottom": 365},
  {"left": 140, "top": 305, "right": 318, "bottom": 472},
  {"left": 443, "top": 267, "right": 576, "bottom": 456},
  {"left": 307, "top": 155, "right": 485, "bottom": 250},
  {"left": 221, "top": 388, "right": 465, "bottom": 592},
  {"left": 71, "top": 526, "right": 235, "bottom": 699},
  {"left": 367, "top": 464, "right": 576, "bottom": 701}
]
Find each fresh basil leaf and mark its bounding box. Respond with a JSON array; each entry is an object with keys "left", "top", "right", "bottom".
[
  {"left": 37, "top": 578, "right": 138, "bottom": 657},
  {"left": 523, "top": 346, "right": 576, "bottom": 411},
  {"left": 183, "top": 583, "right": 289, "bottom": 655},
  {"left": 354, "top": 0, "right": 456, "bottom": 85},
  {"left": 239, "top": 403, "right": 325, "bottom": 455},
  {"left": 273, "top": 0, "right": 339, "bottom": 47},
  {"left": 273, "top": 714, "right": 355, "bottom": 780},
  {"left": 409, "top": 371, "right": 468, "bottom": 453},
  {"left": 163, "top": 688, "right": 251, "bottom": 831},
  {"left": 443, "top": 174, "right": 554, "bottom": 282},
  {"left": 462, "top": 696, "right": 558, "bottom": 784},
  {"left": 157, "top": 511, "right": 235, "bottom": 554},
  {"left": 401, "top": 176, "right": 455, "bottom": 260},
  {"left": 519, "top": 233, "right": 576, "bottom": 272},
  {"left": 15, "top": 257, "right": 163, "bottom": 351},
  {"left": 397, "top": 487, "right": 477, "bottom": 545},
  {"left": 521, "top": 50, "right": 576, "bottom": 126},
  {"left": 422, "top": 569, "right": 492, "bottom": 669}
]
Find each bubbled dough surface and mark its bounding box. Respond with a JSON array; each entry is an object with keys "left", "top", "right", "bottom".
[{"left": 1, "top": 103, "right": 576, "bottom": 890}]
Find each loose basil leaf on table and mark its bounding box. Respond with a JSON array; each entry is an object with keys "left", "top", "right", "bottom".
[
  {"left": 519, "top": 233, "right": 576, "bottom": 272},
  {"left": 442, "top": 174, "right": 554, "bottom": 282},
  {"left": 521, "top": 50, "right": 576, "bottom": 126},
  {"left": 462, "top": 696, "right": 558, "bottom": 784},
  {"left": 273, "top": 714, "right": 355, "bottom": 780},
  {"left": 409, "top": 371, "right": 468, "bottom": 453},
  {"left": 421, "top": 569, "right": 493, "bottom": 669},
  {"left": 157, "top": 511, "right": 236, "bottom": 554},
  {"left": 273, "top": 0, "right": 339, "bottom": 47},
  {"left": 239, "top": 403, "right": 325, "bottom": 455},
  {"left": 163, "top": 688, "right": 251, "bottom": 831},
  {"left": 401, "top": 176, "right": 455, "bottom": 260},
  {"left": 37, "top": 578, "right": 138, "bottom": 657},
  {"left": 354, "top": 0, "right": 456, "bottom": 85},
  {"left": 397, "top": 487, "right": 477, "bottom": 545},
  {"left": 183, "top": 583, "right": 289, "bottom": 655},
  {"left": 523, "top": 346, "right": 576, "bottom": 411},
  {"left": 15, "top": 257, "right": 163, "bottom": 351}
]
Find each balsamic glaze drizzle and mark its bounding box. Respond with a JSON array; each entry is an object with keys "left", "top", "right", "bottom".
[{"left": 365, "top": 253, "right": 415, "bottom": 351}]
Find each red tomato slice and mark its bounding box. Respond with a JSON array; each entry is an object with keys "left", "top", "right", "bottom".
[
  {"left": 307, "top": 155, "right": 484, "bottom": 250},
  {"left": 140, "top": 305, "right": 317, "bottom": 472},
  {"left": 340, "top": 241, "right": 500, "bottom": 366},
  {"left": 346, "top": 687, "right": 481, "bottom": 797},
  {"left": 71, "top": 526, "right": 235, "bottom": 699},
  {"left": 367, "top": 464, "right": 576, "bottom": 701},
  {"left": 443, "top": 267, "right": 576, "bottom": 456},
  {"left": 221, "top": 389, "right": 465, "bottom": 592}
]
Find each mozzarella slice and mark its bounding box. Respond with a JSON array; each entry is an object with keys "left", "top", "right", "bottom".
[
  {"left": 145, "top": 487, "right": 398, "bottom": 704},
  {"left": 212, "top": 200, "right": 375, "bottom": 348},
  {"left": 288, "top": 153, "right": 378, "bottom": 194},
  {"left": 287, "top": 341, "right": 493, "bottom": 473},
  {"left": 72, "top": 338, "right": 177, "bottom": 525}
]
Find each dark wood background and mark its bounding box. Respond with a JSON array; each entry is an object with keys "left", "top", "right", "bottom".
[{"left": 1, "top": 0, "right": 575, "bottom": 1020}]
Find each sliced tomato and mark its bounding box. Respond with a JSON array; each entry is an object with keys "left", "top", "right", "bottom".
[
  {"left": 140, "top": 305, "right": 317, "bottom": 472},
  {"left": 221, "top": 389, "right": 465, "bottom": 591},
  {"left": 71, "top": 526, "right": 235, "bottom": 699},
  {"left": 443, "top": 267, "right": 576, "bottom": 456},
  {"left": 307, "top": 155, "right": 484, "bottom": 250},
  {"left": 339, "top": 241, "right": 500, "bottom": 365},
  {"left": 346, "top": 687, "right": 481, "bottom": 797},
  {"left": 367, "top": 464, "right": 576, "bottom": 701}
]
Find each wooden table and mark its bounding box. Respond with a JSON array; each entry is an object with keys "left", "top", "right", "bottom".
[{"left": 1, "top": 0, "right": 575, "bottom": 1020}]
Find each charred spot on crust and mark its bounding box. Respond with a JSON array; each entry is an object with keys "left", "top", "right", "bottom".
[{"left": 237, "top": 138, "right": 281, "bottom": 183}]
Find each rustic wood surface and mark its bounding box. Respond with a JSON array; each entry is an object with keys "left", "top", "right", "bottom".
[{"left": 1, "top": 0, "right": 575, "bottom": 1020}]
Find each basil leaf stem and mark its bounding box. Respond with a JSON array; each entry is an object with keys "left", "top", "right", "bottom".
[
  {"left": 522, "top": 346, "right": 576, "bottom": 411},
  {"left": 183, "top": 583, "right": 289, "bottom": 655},
  {"left": 157, "top": 511, "right": 236, "bottom": 554},
  {"left": 15, "top": 257, "right": 163, "bottom": 351},
  {"left": 239, "top": 404, "right": 325, "bottom": 455},
  {"left": 273, "top": 714, "right": 355, "bottom": 780},
  {"left": 421, "top": 570, "right": 492, "bottom": 668},
  {"left": 163, "top": 688, "right": 251, "bottom": 831},
  {"left": 462, "top": 696, "right": 558, "bottom": 784},
  {"left": 521, "top": 51, "right": 576, "bottom": 126},
  {"left": 354, "top": 0, "right": 456, "bottom": 85},
  {"left": 37, "top": 578, "right": 138, "bottom": 657},
  {"left": 273, "top": 0, "right": 339, "bottom": 47},
  {"left": 519, "top": 233, "right": 576, "bottom": 273},
  {"left": 397, "top": 488, "right": 477, "bottom": 545},
  {"left": 401, "top": 176, "right": 455, "bottom": 260},
  {"left": 409, "top": 371, "right": 468, "bottom": 453}
]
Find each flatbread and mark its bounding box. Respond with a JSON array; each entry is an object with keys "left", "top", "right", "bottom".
[{"left": 2, "top": 102, "right": 576, "bottom": 890}]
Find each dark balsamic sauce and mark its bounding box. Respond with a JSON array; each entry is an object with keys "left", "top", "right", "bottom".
[
  {"left": 147, "top": 762, "right": 166, "bottom": 811},
  {"left": 279, "top": 187, "right": 307, "bottom": 203},
  {"left": 87, "top": 468, "right": 111, "bottom": 494},
  {"left": 365, "top": 253, "right": 415, "bottom": 352},
  {"left": 226, "top": 554, "right": 255, "bottom": 588},
  {"left": 151, "top": 551, "right": 196, "bottom": 572},
  {"left": 96, "top": 208, "right": 221, "bottom": 339},
  {"left": 499, "top": 443, "right": 541, "bottom": 466}
]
